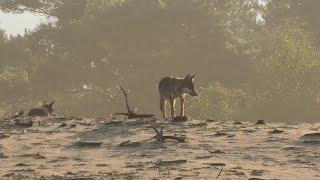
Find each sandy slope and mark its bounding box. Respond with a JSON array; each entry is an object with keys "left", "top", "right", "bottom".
[{"left": 0, "top": 116, "right": 319, "bottom": 179}]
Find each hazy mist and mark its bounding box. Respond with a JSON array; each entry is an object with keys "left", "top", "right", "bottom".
[{"left": 1, "top": 0, "right": 320, "bottom": 122}]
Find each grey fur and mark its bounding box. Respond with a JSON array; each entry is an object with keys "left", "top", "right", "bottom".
[
  {"left": 27, "top": 101, "right": 55, "bottom": 117},
  {"left": 158, "top": 74, "right": 198, "bottom": 119}
]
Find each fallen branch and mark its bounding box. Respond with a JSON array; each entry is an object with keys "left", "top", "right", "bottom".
[
  {"left": 11, "top": 110, "right": 24, "bottom": 118},
  {"left": 216, "top": 165, "right": 224, "bottom": 179},
  {"left": 152, "top": 126, "right": 164, "bottom": 143},
  {"left": 155, "top": 159, "right": 187, "bottom": 167},
  {"left": 2, "top": 110, "right": 24, "bottom": 121},
  {"left": 113, "top": 112, "right": 154, "bottom": 119},
  {"left": 152, "top": 126, "right": 185, "bottom": 143},
  {"left": 163, "top": 135, "right": 186, "bottom": 142},
  {"left": 112, "top": 85, "right": 154, "bottom": 119}
]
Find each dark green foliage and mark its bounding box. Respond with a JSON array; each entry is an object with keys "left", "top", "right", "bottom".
[{"left": 1, "top": 0, "right": 320, "bottom": 121}]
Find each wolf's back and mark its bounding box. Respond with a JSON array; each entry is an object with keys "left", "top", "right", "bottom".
[
  {"left": 27, "top": 108, "right": 49, "bottom": 117},
  {"left": 158, "top": 76, "right": 177, "bottom": 92},
  {"left": 159, "top": 76, "right": 183, "bottom": 99}
]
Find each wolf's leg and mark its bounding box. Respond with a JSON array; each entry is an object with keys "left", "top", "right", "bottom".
[
  {"left": 179, "top": 96, "right": 185, "bottom": 117},
  {"left": 169, "top": 97, "right": 175, "bottom": 119},
  {"left": 160, "top": 98, "right": 166, "bottom": 119}
]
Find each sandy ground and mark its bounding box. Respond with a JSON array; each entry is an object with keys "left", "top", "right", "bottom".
[{"left": 0, "top": 116, "right": 320, "bottom": 180}]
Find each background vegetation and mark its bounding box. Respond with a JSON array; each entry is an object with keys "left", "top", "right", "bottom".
[{"left": 1, "top": 0, "right": 320, "bottom": 121}]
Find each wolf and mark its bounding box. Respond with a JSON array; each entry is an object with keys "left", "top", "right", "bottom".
[
  {"left": 27, "top": 101, "right": 55, "bottom": 117},
  {"left": 158, "top": 74, "right": 198, "bottom": 119}
]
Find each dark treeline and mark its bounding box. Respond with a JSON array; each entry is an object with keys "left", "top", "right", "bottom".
[{"left": 1, "top": 0, "right": 320, "bottom": 121}]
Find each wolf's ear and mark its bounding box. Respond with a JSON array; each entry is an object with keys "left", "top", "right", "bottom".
[
  {"left": 191, "top": 74, "right": 195, "bottom": 79},
  {"left": 49, "top": 101, "right": 55, "bottom": 107}
]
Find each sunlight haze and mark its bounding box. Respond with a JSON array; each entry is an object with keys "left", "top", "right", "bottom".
[{"left": 0, "top": 10, "right": 54, "bottom": 36}]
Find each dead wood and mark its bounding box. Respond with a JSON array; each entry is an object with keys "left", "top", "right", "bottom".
[
  {"left": 152, "top": 126, "right": 185, "bottom": 143},
  {"left": 112, "top": 86, "right": 154, "bottom": 119},
  {"left": 162, "top": 135, "right": 185, "bottom": 142},
  {"left": 203, "top": 162, "right": 225, "bottom": 178},
  {"left": 152, "top": 127, "right": 164, "bottom": 143},
  {"left": 2, "top": 110, "right": 24, "bottom": 121},
  {"left": 208, "top": 150, "right": 224, "bottom": 154},
  {"left": 113, "top": 112, "right": 154, "bottom": 119},
  {"left": 119, "top": 140, "right": 141, "bottom": 147},
  {"left": 216, "top": 165, "right": 224, "bottom": 179},
  {"left": 11, "top": 111, "right": 24, "bottom": 118},
  {"left": 155, "top": 159, "right": 187, "bottom": 167},
  {"left": 75, "top": 141, "right": 103, "bottom": 147},
  {"left": 269, "top": 129, "right": 284, "bottom": 134}
]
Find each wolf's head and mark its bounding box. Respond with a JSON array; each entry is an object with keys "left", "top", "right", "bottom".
[
  {"left": 182, "top": 74, "right": 198, "bottom": 97},
  {"left": 42, "top": 101, "right": 55, "bottom": 114}
]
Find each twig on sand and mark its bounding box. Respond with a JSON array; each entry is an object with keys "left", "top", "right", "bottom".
[
  {"left": 152, "top": 126, "right": 165, "bottom": 143},
  {"left": 112, "top": 85, "right": 154, "bottom": 119},
  {"left": 12, "top": 110, "right": 24, "bottom": 118},
  {"left": 216, "top": 165, "right": 224, "bottom": 179},
  {"left": 152, "top": 126, "right": 185, "bottom": 143}
]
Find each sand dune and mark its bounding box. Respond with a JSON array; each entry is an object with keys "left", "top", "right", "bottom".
[{"left": 0, "top": 116, "right": 319, "bottom": 179}]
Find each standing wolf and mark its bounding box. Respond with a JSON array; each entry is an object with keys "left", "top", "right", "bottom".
[{"left": 158, "top": 74, "right": 198, "bottom": 119}]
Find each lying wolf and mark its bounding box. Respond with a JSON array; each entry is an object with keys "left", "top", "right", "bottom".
[
  {"left": 158, "top": 74, "right": 198, "bottom": 120},
  {"left": 27, "top": 101, "right": 55, "bottom": 117}
]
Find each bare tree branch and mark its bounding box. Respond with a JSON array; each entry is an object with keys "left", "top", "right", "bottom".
[
  {"left": 9, "top": 7, "right": 52, "bottom": 16},
  {"left": 119, "top": 86, "right": 132, "bottom": 114},
  {"left": 216, "top": 165, "right": 224, "bottom": 179},
  {"left": 112, "top": 85, "right": 154, "bottom": 119},
  {"left": 152, "top": 126, "right": 185, "bottom": 143}
]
